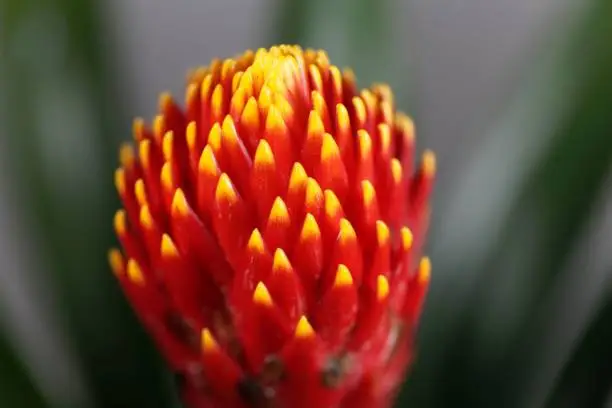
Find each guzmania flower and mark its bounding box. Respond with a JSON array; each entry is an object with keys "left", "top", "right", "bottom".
[{"left": 109, "top": 45, "right": 435, "bottom": 408}]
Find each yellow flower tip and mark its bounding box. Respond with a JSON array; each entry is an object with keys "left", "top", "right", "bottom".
[
  {"left": 215, "top": 173, "right": 238, "bottom": 204},
  {"left": 161, "top": 233, "right": 179, "bottom": 257},
  {"left": 108, "top": 248, "right": 124, "bottom": 277},
  {"left": 208, "top": 123, "right": 222, "bottom": 151},
  {"left": 378, "top": 124, "right": 391, "bottom": 155},
  {"left": 418, "top": 256, "right": 432, "bottom": 284},
  {"left": 334, "top": 264, "right": 353, "bottom": 288},
  {"left": 247, "top": 228, "right": 265, "bottom": 254},
  {"left": 352, "top": 96, "right": 366, "bottom": 124},
  {"left": 221, "top": 115, "right": 238, "bottom": 145},
  {"left": 114, "top": 168, "right": 126, "bottom": 196},
  {"left": 305, "top": 177, "right": 323, "bottom": 207},
  {"left": 185, "top": 83, "right": 198, "bottom": 105},
  {"left": 113, "top": 209, "right": 127, "bottom": 235},
  {"left": 307, "top": 110, "right": 325, "bottom": 137},
  {"left": 288, "top": 162, "right": 308, "bottom": 192},
  {"left": 132, "top": 117, "right": 145, "bottom": 141},
  {"left": 422, "top": 149, "right": 437, "bottom": 177},
  {"left": 126, "top": 259, "right": 145, "bottom": 285},
  {"left": 171, "top": 188, "right": 189, "bottom": 216},
  {"left": 198, "top": 145, "right": 218, "bottom": 177},
  {"left": 139, "top": 205, "right": 154, "bottom": 229},
  {"left": 254, "top": 139, "right": 275, "bottom": 167},
  {"left": 160, "top": 162, "right": 173, "bottom": 191},
  {"left": 390, "top": 159, "right": 403, "bottom": 185},
  {"left": 295, "top": 315, "right": 315, "bottom": 339},
  {"left": 138, "top": 139, "right": 151, "bottom": 170},
  {"left": 186, "top": 121, "right": 197, "bottom": 150},
  {"left": 119, "top": 143, "right": 135, "bottom": 168},
  {"left": 158, "top": 91, "right": 173, "bottom": 111},
  {"left": 265, "top": 104, "right": 286, "bottom": 132},
  {"left": 162, "top": 130, "right": 174, "bottom": 162},
  {"left": 253, "top": 281, "right": 273, "bottom": 306},
  {"left": 153, "top": 115, "right": 165, "bottom": 140},
  {"left": 321, "top": 133, "right": 341, "bottom": 162},
  {"left": 375, "top": 220, "right": 390, "bottom": 246},
  {"left": 336, "top": 103, "right": 350, "bottom": 131},
  {"left": 300, "top": 213, "right": 321, "bottom": 241},
  {"left": 201, "top": 328, "right": 219, "bottom": 353},
  {"left": 134, "top": 179, "right": 147, "bottom": 207},
  {"left": 211, "top": 84, "right": 224, "bottom": 113},
  {"left": 397, "top": 113, "right": 415, "bottom": 142},
  {"left": 401, "top": 227, "right": 414, "bottom": 251},
  {"left": 324, "top": 189, "right": 342, "bottom": 218},
  {"left": 361, "top": 180, "right": 376, "bottom": 207},
  {"left": 338, "top": 218, "right": 357, "bottom": 244},
  {"left": 376, "top": 274, "right": 390, "bottom": 301},
  {"left": 269, "top": 196, "right": 290, "bottom": 224},
  {"left": 241, "top": 97, "right": 260, "bottom": 128},
  {"left": 311, "top": 91, "right": 327, "bottom": 118},
  {"left": 357, "top": 129, "right": 372, "bottom": 157},
  {"left": 272, "top": 248, "right": 292, "bottom": 273}
]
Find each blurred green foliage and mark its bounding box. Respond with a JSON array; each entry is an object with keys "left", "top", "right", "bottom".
[{"left": 1, "top": 0, "right": 611, "bottom": 407}]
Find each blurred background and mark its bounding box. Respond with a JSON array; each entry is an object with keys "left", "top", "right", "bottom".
[{"left": 2, "top": 0, "right": 612, "bottom": 407}]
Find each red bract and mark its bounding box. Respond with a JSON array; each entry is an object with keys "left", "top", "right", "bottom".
[{"left": 109, "top": 45, "right": 435, "bottom": 408}]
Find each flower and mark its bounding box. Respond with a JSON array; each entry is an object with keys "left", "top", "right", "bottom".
[{"left": 109, "top": 45, "right": 435, "bottom": 408}]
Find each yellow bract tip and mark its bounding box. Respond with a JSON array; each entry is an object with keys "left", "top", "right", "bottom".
[
  {"left": 247, "top": 228, "right": 265, "bottom": 254},
  {"left": 253, "top": 281, "right": 273, "bottom": 306},
  {"left": 161, "top": 234, "right": 179, "bottom": 257},
  {"left": 134, "top": 179, "right": 147, "bottom": 207},
  {"left": 321, "top": 133, "right": 340, "bottom": 162},
  {"left": 265, "top": 104, "right": 286, "bottom": 132},
  {"left": 419, "top": 257, "right": 432, "bottom": 284},
  {"left": 336, "top": 103, "right": 350, "bottom": 131},
  {"left": 114, "top": 209, "right": 127, "bottom": 235},
  {"left": 376, "top": 220, "right": 390, "bottom": 246},
  {"left": 254, "top": 139, "right": 275, "bottom": 167},
  {"left": 273, "top": 248, "right": 292, "bottom": 273},
  {"left": 215, "top": 173, "right": 238, "bottom": 204},
  {"left": 241, "top": 97, "right": 260, "bottom": 128},
  {"left": 108, "top": 249, "right": 124, "bottom": 276},
  {"left": 391, "top": 159, "right": 403, "bottom": 184},
  {"left": 269, "top": 196, "right": 289, "bottom": 223},
  {"left": 300, "top": 213, "right": 321, "bottom": 241},
  {"left": 153, "top": 115, "right": 165, "bottom": 141},
  {"left": 305, "top": 177, "right": 323, "bottom": 207},
  {"left": 171, "top": 188, "right": 189, "bottom": 216},
  {"left": 211, "top": 84, "right": 224, "bottom": 112},
  {"left": 378, "top": 124, "right": 391, "bottom": 155},
  {"left": 289, "top": 162, "right": 308, "bottom": 192},
  {"left": 198, "top": 145, "right": 219, "bottom": 177},
  {"left": 201, "top": 328, "right": 219, "bottom": 352},
  {"left": 295, "top": 315, "right": 315, "bottom": 339},
  {"left": 339, "top": 218, "right": 357, "bottom": 243},
  {"left": 352, "top": 97, "right": 366, "bottom": 124},
  {"left": 324, "top": 189, "right": 342, "bottom": 218},
  {"left": 159, "top": 92, "right": 173, "bottom": 111},
  {"left": 334, "top": 264, "right": 353, "bottom": 287},
  {"left": 160, "top": 162, "right": 173, "bottom": 190},
  {"left": 401, "top": 227, "right": 413, "bottom": 250},
  {"left": 186, "top": 121, "right": 197, "bottom": 150},
  {"left": 119, "top": 144, "right": 135, "bottom": 168},
  {"left": 140, "top": 205, "right": 154, "bottom": 229},
  {"left": 114, "top": 168, "right": 126, "bottom": 196},
  {"left": 376, "top": 275, "right": 390, "bottom": 301},
  {"left": 307, "top": 110, "right": 325, "bottom": 137},
  {"left": 126, "top": 259, "right": 145, "bottom": 285},
  {"left": 361, "top": 180, "right": 376, "bottom": 207},
  {"left": 162, "top": 131, "right": 174, "bottom": 162},
  {"left": 139, "top": 139, "right": 151, "bottom": 169},
  {"left": 221, "top": 115, "right": 238, "bottom": 145},
  {"left": 132, "top": 117, "right": 145, "bottom": 141},
  {"left": 422, "top": 150, "right": 436, "bottom": 177},
  {"left": 208, "top": 123, "right": 222, "bottom": 152},
  {"left": 357, "top": 129, "right": 372, "bottom": 157}
]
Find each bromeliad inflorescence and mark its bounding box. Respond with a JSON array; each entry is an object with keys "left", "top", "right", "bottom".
[{"left": 109, "top": 45, "right": 435, "bottom": 408}]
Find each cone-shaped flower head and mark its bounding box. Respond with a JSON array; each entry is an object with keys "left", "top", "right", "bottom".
[{"left": 110, "top": 45, "right": 435, "bottom": 408}]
